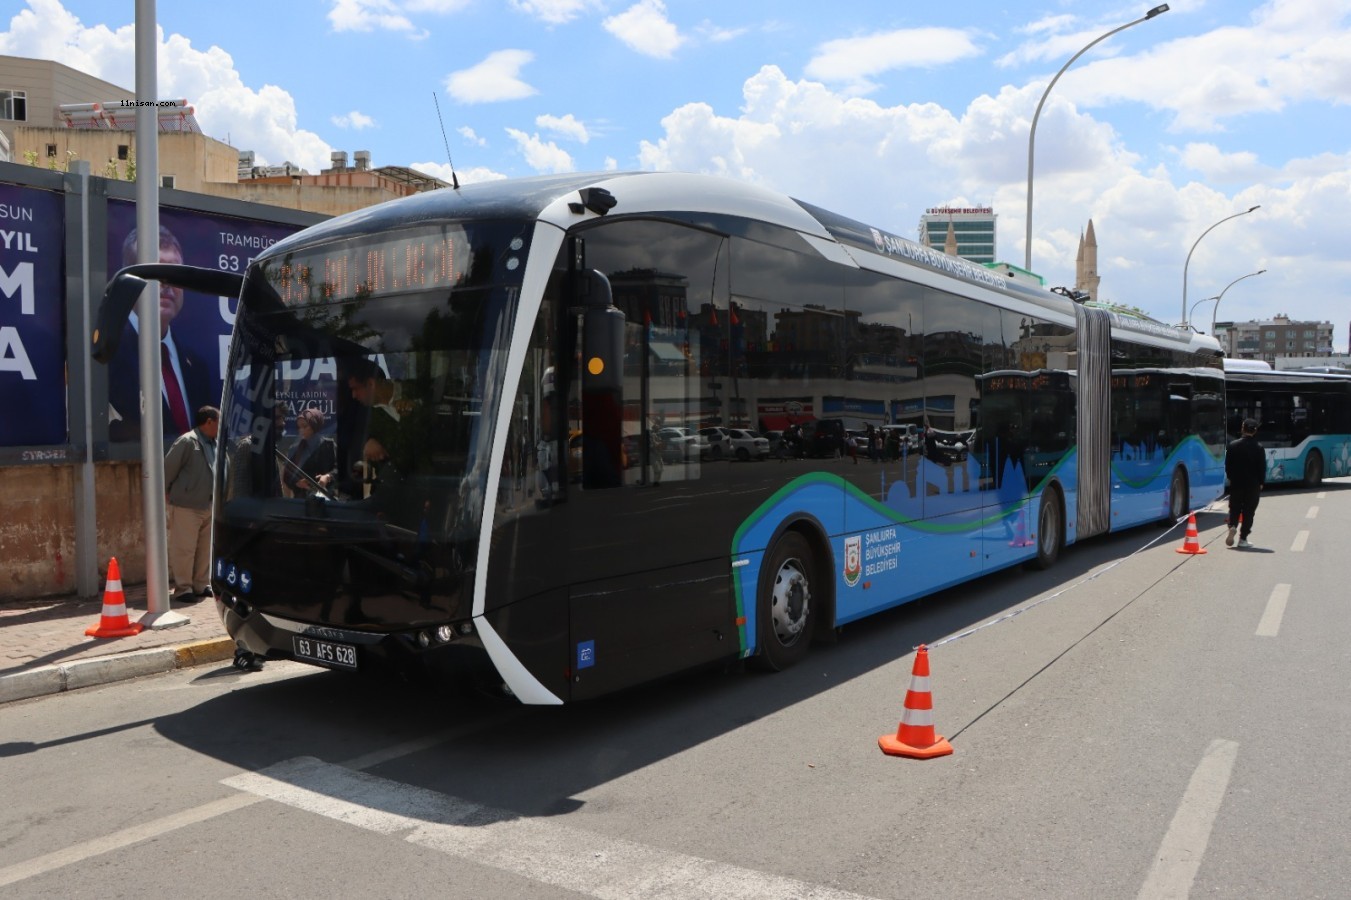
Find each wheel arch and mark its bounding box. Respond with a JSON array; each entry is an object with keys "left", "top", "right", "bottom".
[{"left": 754, "top": 513, "right": 836, "bottom": 645}]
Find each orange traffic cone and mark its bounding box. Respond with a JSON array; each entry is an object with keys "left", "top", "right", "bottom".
[
  {"left": 1175, "top": 513, "right": 1207, "bottom": 555},
  {"left": 879, "top": 644, "right": 953, "bottom": 759},
  {"left": 85, "top": 557, "right": 145, "bottom": 638},
  {"left": 1008, "top": 506, "right": 1034, "bottom": 548}
]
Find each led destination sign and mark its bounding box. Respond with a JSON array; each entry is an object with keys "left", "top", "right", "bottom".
[{"left": 262, "top": 225, "right": 473, "bottom": 305}]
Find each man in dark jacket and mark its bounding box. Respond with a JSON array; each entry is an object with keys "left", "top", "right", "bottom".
[{"left": 1225, "top": 417, "right": 1266, "bottom": 548}]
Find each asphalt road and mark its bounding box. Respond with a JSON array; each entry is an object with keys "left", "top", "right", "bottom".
[{"left": 2, "top": 478, "right": 1348, "bottom": 899}]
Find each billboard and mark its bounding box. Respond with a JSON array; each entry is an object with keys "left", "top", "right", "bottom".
[
  {"left": 0, "top": 184, "right": 66, "bottom": 447},
  {"left": 105, "top": 200, "right": 306, "bottom": 443}
]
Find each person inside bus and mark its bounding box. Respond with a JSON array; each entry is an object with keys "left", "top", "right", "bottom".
[
  {"left": 1225, "top": 417, "right": 1266, "bottom": 549},
  {"left": 282, "top": 407, "right": 337, "bottom": 496},
  {"left": 340, "top": 359, "right": 411, "bottom": 497}
]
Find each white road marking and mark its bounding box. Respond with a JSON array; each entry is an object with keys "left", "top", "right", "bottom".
[
  {"left": 1306, "top": 506, "right": 1319, "bottom": 519},
  {"left": 0, "top": 713, "right": 511, "bottom": 887},
  {"left": 1317, "top": 491, "right": 1327, "bottom": 499},
  {"left": 1291, "top": 531, "right": 1309, "bottom": 552},
  {"left": 0, "top": 794, "right": 262, "bottom": 888},
  {"left": 1137, "top": 739, "right": 1239, "bottom": 900},
  {"left": 226, "top": 756, "right": 883, "bottom": 900},
  {"left": 1255, "top": 584, "right": 1291, "bottom": 637}
]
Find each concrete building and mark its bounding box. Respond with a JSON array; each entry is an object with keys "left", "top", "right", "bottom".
[
  {"left": 918, "top": 206, "right": 996, "bottom": 264},
  {"left": 1214, "top": 315, "right": 1335, "bottom": 364},
  {"left": 2, "top": 53, "right": 447, "bottom": 216},
  {"left": 1, "top": 54, "right": 136, "bottom": 164}
]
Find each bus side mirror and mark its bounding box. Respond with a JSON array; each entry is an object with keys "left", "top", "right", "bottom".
[{"left": 581, "top": 270, "right": 624, "bottom": 394}]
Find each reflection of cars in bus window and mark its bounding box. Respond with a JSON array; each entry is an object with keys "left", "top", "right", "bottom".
[{"left": 726, "top": 428, "right": 770, "bottom": 460}]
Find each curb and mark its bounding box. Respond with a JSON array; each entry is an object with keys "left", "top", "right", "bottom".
[{"left": 0, "top": 637, "right": 235, "bottom": 705}]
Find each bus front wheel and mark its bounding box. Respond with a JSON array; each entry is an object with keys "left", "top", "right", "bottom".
[
  {"left": 1305, "top": 451, "right": 1324, "bottom": 487},
  {"left": 755, "top": 531, "right": 816, "bottom": 671}
]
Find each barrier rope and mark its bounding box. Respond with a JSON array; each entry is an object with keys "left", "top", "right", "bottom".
[
  {"left": 924, "top": 497, "right": 1229, "bottom": 653},
  {"left": 935, "top": 498, "right": 1230, "bottom": 742}
]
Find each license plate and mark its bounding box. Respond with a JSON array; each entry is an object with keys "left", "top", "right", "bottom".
[{"left": 292, "top": 635, "right": 358, "bottom": 670}]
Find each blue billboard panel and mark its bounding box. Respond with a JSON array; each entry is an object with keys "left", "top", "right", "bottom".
[
  {"left": 105, "top": 200, "right": 306, "bottom": 443},
  {"left": 0, "top": 184, "right": 66, "bottom": 447}
]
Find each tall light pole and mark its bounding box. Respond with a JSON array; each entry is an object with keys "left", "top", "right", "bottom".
[
  {"left": 1211, "top": 268, "right": 1266, "bottom": 336},
  {"left": 1024, "top": 4, "right": 1170, "bottom": 273},
  {"left": 1189, "top": 295, "right": 1220, "bottom": 328},
  {"left": 1181, "top": 205, "right": 1260, "bottom": 326}
]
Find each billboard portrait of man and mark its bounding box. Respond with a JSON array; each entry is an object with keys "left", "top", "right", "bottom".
[{"left": 106, "top": 224, "right": 215, "bottom": 443}]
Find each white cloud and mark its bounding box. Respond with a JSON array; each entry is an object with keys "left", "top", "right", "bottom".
[
  {"left": 998, "top": 0, "right": 1351, "bottom": 132},
  {"left": 805, "top": 28, "right": 982, "bottom": 94},
  {"left": 0, "top": 1, "right": 335, "bottom": 171},
  {"left": 603, "top": 0, "right": 684, "bottom": 59},
  {"left": 458, "top": 125, "right": 487, "bottom": 146},
  {"left": 696, "top": 21, "right": 747, "bottom": 43},
  {"left": 446, "top": 50, "right": 537, "bottom": 103},
  {"left": 536, "top": 113, "right": 589, "bottom": 143},
  {"left": 331, "top": 110, "right": 376, "bottom": 130},
  {"left": 326, "top": 0, "right": 467, "bottom": 34},
  {"left": 505, "top": 128, "right": 574, "bottom": 173},
  {"left": 1179, "top": 143, "right": 1266, "bottom": 183},
  {"left": 509, "top": 0, "right": 601, "bottom": 25},
  {"left": 604, "top": 156, "right": 618, "bottom": 171},
  {"left": 328, "top": 0, "right": 418, "bottom": 34},
  {"left": 408, "top": 160, "right": 507, "bottom": 184}
]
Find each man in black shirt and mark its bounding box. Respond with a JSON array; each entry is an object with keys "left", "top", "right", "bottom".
[{"left": 1225, "top": 417, "right": 1266, "bottom": 548}]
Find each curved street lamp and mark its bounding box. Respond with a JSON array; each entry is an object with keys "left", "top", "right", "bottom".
[
  {"left": 1211, "top": 268, "right": 1267, "bottom": 336},
  {"left": 1189, "top": 295, "right": 1221, "bottom": 328},
  {"left": 1024, "top": 4, "right": 1170, "bottom": 272},
  {"left": 1180, "top": 205, "right": 1260, "bottom": 326}
]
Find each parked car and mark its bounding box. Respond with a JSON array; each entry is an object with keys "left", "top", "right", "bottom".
[
  {"left": 699, "top": 426, "right": 733, "bottom": 459},
  {"left": 726, "top": 428, "right": 770, "bottom": 460},
  {"left": 880, "top": 423, "right": 921, "bottom": 455},
  {"left": 801, "top": 418, "right": 847, "bottom": 458},
  {"left": 568, "top": 429, "right": 629, "bottom": 481},
  {"left": 763, "top": 429, "right": 785, "bottom": 457},
  {"left": 658, "top": 426, "right": 707, "bottom": 462}
]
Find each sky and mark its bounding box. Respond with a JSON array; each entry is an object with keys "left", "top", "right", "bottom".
[{"left": 4, "top": 0, "right": 1350, "bottom": 349}]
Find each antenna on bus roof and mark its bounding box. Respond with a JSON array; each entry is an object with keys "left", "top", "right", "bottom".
[{"left": 432, "top": 90, "right": 460, "bottom": 190}]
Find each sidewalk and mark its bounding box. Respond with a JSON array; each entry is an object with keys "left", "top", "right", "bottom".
[{"left": 0, "top": 583, "right": 235, "bottom": 705}]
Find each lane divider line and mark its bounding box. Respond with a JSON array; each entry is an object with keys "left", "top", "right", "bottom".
[
  {"left": 1136, "top": 738, "right": 1239, "bottom": 900},
  {"left": 1306, "top": 506, "right": 1319, "bottom": 519},
  {"left": 1255, "top": 584, "right": 1290, "bottom": 637},
  {"left": 1291, "top": 531, "right": 1309, "bottom": 553}
]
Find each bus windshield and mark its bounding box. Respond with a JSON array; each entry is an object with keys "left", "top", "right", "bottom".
[{"left": 214, "top": 219, "right": 532, "bottom": 625}]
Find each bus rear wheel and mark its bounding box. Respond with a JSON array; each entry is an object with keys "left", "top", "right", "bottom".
[
  {"left": 1030, "top": 488, "right": 1063, "bottom": 571},
  {"left": 1164, "top": 467, "right": 1188, "bottom": 526},
  {"left": 755, "top": 531, "right": 816, "bottom": 672},
  {"left": 1305, "top": 450, "right": 1324, "bottom": 487}
]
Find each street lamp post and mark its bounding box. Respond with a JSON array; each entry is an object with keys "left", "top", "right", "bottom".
[
  {"left": 1210, "top": 269, "right": 1267, "bottom": 336},
  {"left": 1189, "top": 295, "right": 1220, "bottom": 328},
  {"left": 1024, "top": 4, "right": 1170, "bottom": 273},
  {"left": 1180, "top": 205, "right": 1260, "bottom": 327}
]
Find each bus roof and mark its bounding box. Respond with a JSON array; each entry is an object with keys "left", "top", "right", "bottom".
[{"left": 260, "top": 170, "right": 1219, "bottom": 357}]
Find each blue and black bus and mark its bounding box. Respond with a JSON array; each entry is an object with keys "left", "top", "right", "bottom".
[
  {"left": 1223, "top": 359, "right": 1351, "bottom": 486},
  {"left": 99, "top": 172, "right": 1226, "bottom": 702}
]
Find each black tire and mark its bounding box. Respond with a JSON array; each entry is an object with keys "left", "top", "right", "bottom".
[
  {"left": 754, "top": 531, "right": 817, "bottom": 671},
  {"left": 736, "top": 447, "right": 750, "bottom": 462},
  {"left": 1305, "top": 450, "right": 1323, "bottom": 487},
  {"left": 1163, "top": 467, "right": 1188, "bottom": 526},
  {"left": 1030, "top": 487, "right": 1063, "bottom": 570}
]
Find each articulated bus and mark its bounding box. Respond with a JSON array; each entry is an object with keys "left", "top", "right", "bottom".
[
  {"left": 1223, "top": 359, "right": 1351, "bottom": 486},
  {"left": 98, "top": 172, "right": 1226, "bottom": 703}
]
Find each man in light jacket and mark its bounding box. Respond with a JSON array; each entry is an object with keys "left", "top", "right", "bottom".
[{"left": 165, "top": 406, "right": 219, "bottom": 601}]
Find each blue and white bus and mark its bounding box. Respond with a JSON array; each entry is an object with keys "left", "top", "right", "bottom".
[
  {"left": 1223, "top": 359, "right": 1351, "bottom": 486},
  {"left": 99, "top": 172, "right": 1226, "bottom": 702}
]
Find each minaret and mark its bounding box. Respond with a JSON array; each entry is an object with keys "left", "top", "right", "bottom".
[
  {"left": 1075, "top": 219, "right": 1100, "bottom": 301},
  {"left": 944, "top": 220, "right": 958, "bottom": 256}
]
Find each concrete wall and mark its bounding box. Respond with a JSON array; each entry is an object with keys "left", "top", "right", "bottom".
[
  {"left": 0, "top": 461, "right": 148, "bottom": 599},
  {"left": 12, "top": 127, "right": 238, "bottom": 189}
]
